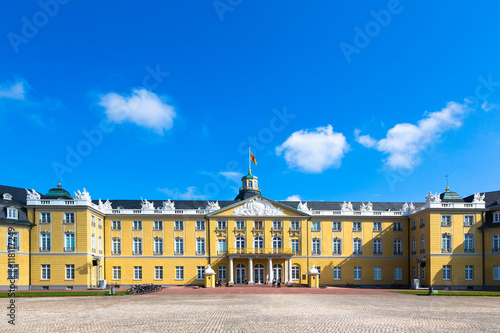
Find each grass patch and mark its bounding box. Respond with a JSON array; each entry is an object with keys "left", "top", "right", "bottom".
[
  {"left": 390, "top": 291, "right": 500, "bottom": 296},
  {"left": 0, "top": 291, "right": 129, "bottom": 298}
]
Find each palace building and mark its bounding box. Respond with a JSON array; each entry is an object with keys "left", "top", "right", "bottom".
[{"left": 1, "top": 172, "right": 500, "bottom": 290}]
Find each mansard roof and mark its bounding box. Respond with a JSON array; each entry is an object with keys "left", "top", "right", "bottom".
[
  {"left": 0, "top": 185, "right": 34, "bottom": 226},
  {"left": 0, "top": 184, "right": 29, "bottom": 205}
]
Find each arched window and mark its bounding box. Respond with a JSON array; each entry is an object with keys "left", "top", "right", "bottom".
[
  {"left": 272, "top": 237, "right": 282, "bottom": 249},
  {"left": 254, "top": 237, "right": 263, "bottom": 249},
  {"left": 235, "top": 237, "right": 245, "bottom": 249}
]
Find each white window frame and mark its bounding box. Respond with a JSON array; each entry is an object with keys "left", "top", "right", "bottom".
[
  {"left": 443, "top": 265, "right": 451, "bottom": 281},
  {"left": 133, "top": 220, "right": 142, "bottom": 230},
  {"left": 354, "top": 267, "right": 361, "bottom": 280},
  {"left": 292, "top": 266, "right": 300, "bottom": 280},
  {"left": 154, "top": 238, "right": 163, "bottom": 253},
  {"left": 493, "top": 213, "right": 500, "bottom": 223},
  {"left": 175, "top": 266, "right": 184, "bottom": 280},
  {"left": 291, "top": 239, "right": 299, "bottom": 253},
  {"left": 197, "top": 266, "right": 205, "bottom": 280},
  {"left": 218, "top": 266, "right": 227, "bottom": 280},
  {"left": 134, "top": 266, "right": 142, "bottom": 280},
  {"left": 311, "top": 221, "right": 320, "bottom": 231},
  {"left": 65, "top": 264, "right": 75, "bottom": 280},
  {"left": 465, "top": 265, "right": 473, "bottom": 281},
  {"left": 394, "top": 267, "right": 402, "bottom": 281},
  {"left": 155, "top": 266, "right": 163, "bottom": 280},
  {"left": 113, "top": 266, "right": 121, "bottom": 280},
  {"left": 153, "top": 220, "right": 163, "bottom": 230},
  {"left": 8, "top": 264, "right": 19, "bottom": 280},
  {"left": 7, "top": 231, "right": 19, "bottom": 251},
  {"left": 374, "top": 267, "right": 382, "bottom": 281},
  {"left": 41, "top": 264, "right": 50, "bottom": 280},
  {"left": 196, "top": 220, "right": 205, "bottom": 230},
  {"left": 333, "top": 267, "right": 341, "bottom": 280},
  {"left": 7, "top": 207, "right": 18, "bottom": 219},
  {"left": 174, "top": 220, "right": 184, "bottom": 230},
  {"left": 494, "top": 265, "right": 500, "bottom": 280},
  {"left": 332, "top": 221, "right": 341, "bottom": 231},
  {"left": 291, "top": 221, "right": 300, "bottom": 230},
  {"left": 111, "top": 220, "right": 121, "bottom": 230}
]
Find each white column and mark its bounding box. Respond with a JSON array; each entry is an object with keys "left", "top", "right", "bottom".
[
  {"left": 288, "top": 258, "right": 293, "bottom": 284},
  {"left": 284, "top": 260, "right": 289, "bottom": 285},
  {"left": 229, "top": 257, "right": 234, "bottom": 285},
  {"left": 248, "top": 257, "right": 254, "bottom": 284},
  {"left": 268, "top": 257, "right": 273, "bottom": 284}
]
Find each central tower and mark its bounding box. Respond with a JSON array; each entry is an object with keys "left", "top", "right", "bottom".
[{"left": 234, "top": 170, "right": 261, "bottom": 201}]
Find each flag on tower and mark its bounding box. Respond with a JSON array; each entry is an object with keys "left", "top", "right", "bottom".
[{"left": 250, "top": 151, "right": 257, "bottom": 165}]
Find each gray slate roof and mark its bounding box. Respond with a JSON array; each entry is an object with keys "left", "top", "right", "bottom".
[{"left": 0, "top": 185, "right": 33, "bottom": 226}]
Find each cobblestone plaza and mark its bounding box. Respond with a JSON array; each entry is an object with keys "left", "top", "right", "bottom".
[{"left": 3, "top": 291, "right": 499, "bottom": 332}]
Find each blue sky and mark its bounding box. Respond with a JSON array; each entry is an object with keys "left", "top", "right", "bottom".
[{"left": 1, "top": 0, "right": 500, "bottom": 203}]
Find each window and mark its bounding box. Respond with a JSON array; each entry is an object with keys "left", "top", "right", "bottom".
[
  {"left": 494, "top": 214, "right": 500, "bottom": 223},
  {"left": 420, "top": 266, "right": 425, "bottom": 280},
  {"left": 175, "top": 266, "right": 184, "bottom": 280},
  {"left": 353, "top": 238, "right": 362, "bottom": 254},
  {"left": 254, "top": 237, "right": 264, "bottom": 250},
  {"left": 373, "top": 222, "right": 382, "bottom": 232},
  {"left": 443, "top": 265, "right": 451, "bottom": 280},
  {"left": 174, "top": 221, "right": 183, "bottom": 231},
  {"left": 465, "top": 265, "right": 474, "bottom": 281},
  {"left": 217, "top": 239, "right": 226, "bottom": 254},
  {"left": 40, "top": 233, "right": 51, "bottom": 251},
  {"left": 272, "top": 237, "right": 282, "bottom": 250},
  {"left": 155, "top": 266, "right": 163, "bottom": 280},
  {"left": 41, "top": 265, "right": 50, "bottom": 280},
  {"left": 493, "top": 235, "right": 500, "bottom": 252},
  {"left": 91, "top": 215, "right": 96, "bottom": 227},
  {"left": 420, "top": 218, "right": 425, "bottom": 228},
  {"left": 133, "top": 221, "right": 142, "bottom": 230},
  {"left": 272, "top": 220, "right": 282, "bottom": 230},
  {"left": 334, "top": 267, "right": 341, "bottom": 280},
  {"left": 374, "top": 267, "right": 382, "bottom": 280},
  {"left": 175, "top": 238, "right": 184, "bottom": 254},
  {"left": 154, "top": 238, "right": 163, "bottom": 254},
  {"left": 236, "top": 220, "right": 245, "bottom": 230},
  {"left": 393, "top": 222, "right": 402, "bottom": 231},
  {"left": 7, "top": 264, "right": 19, "bottom": 280},
  {"left": 353, "top": 222, "right": 361, "bottom": 231},
  {"left": 217, "top": 220, "right": 227, "bottom": 230},
  {"left": 332, "top": 221, "right": 341, "bottom": 231},
  {"left": 111, "top": 220, "right": 121, "bottom": 230},
  {"left": 235, "top": 237, "right": 245, "bottom": 249},
  {"left": 291, "top": 221, "right": 300, "bottom": 230},
  {"left": 311, "top": 221, "right": 320, "bottom": 231},
  {"left": 292, "top": 266, "right": 300, "bottom": 280},
  {"left": 113, "top": 266, "right": 121, "bottom": 280},
  {"left": 63, "top": 212, "right": 75, "bottom": 224},
  {"left": 40, "top": 212, "right": 51, "bottom": 223},
  {"left": 291, "top": 239, "right": 299, "bottom": 254},
  {"left": 354, "top": 267, "right": 361, "bottom": 280},
  {"left": 464, "top": 234, "right": 474, "bottom": 253},
  {"left": 112, "top": 238, "right": 121, "bottom": 254},
  {"left": 420, "top": 235, "right": 426, "bottom": 253},
  {"left": 312, "top": 238, "right": 321, "bottom": 254},
  {"left": 412, "top": 238, "right": 417, "bottom": 254},
  {"left": 66, "top": 264, "right": 75, "bottom": 280},
  {"left": 316, "top": 266, "right": 321, "bottom": 280},
  {"left": 64, "top": 233, "right": 75, "bottom": 252},
  {"left": 254, "top": 220, "right": 263, "bottom": 230},
  {"left": 393, "top": 239, "right": 402, "bottom": 255},
  {"left": 133, "top": 238, "right": 142, "bottom": 254},
  {"left": 494, "top": 266, "right": 500, "bottom": 280},
  {"left": 394, "top": 267, "right": 402, "bottom": 281},
  {"left": 411, "top": 220, "right": 416, "bottom": 230},
  {"left": 153, "top": 221, "right": 163, "bottom": 230},
  {"left": 333, "top": 238, "right": 342, "bottom": 254},
  {"left": 7, "top": 231, "right": 19, "bottom": 251},
  {"left": 464, "top": 215, "right": 474, "bottom": 226},
  {"left": 197, "top": 266, "right": 204, "bottom": 280},
  {"left": 91, "top": 234, "right": 96, "bottom": 252},
  {"left": 373, "top": 238, "right": 381, "bottom": 255},
  {"left": 134, "top": 266, "right": 142, "bottom": 280},
  {"left": 441, "top": 234, "right": 451, "bottom": 253},
  {"left": 218, "top": 266, "right": 227, "bottom": 280},
  {"left": 196, "top": 221, "right": 205, "bottom": 230},
  {"left": 7, "top": 208, "right": 18, "bottom": 219},
  {"left": 98, "top": 236, "right": 102, "bottom": 253},
  {"left": 441, "top": 215, "right": 452, "bottom": 226},
  {"left": 196, "top": 238, "right": 205, "bottom": 254}
]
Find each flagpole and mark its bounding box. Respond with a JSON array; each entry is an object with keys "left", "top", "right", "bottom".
[{"left": 248, "top": 146, "right": 251, "bottom": 173}]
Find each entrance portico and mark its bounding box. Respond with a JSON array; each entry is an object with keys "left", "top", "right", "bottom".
[{"left": 227, "top": 249, "right": 293, "bottom": 286}]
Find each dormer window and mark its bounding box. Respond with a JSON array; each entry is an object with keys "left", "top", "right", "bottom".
[
  {"left": 3, "top": 193, "right": 12, "bottom": 200},
  {"left": 494, "top": 213, "right": 500, "bottom": 223},
  {"left": 7, "top": 207, "right": 18, "bottom": 219}
]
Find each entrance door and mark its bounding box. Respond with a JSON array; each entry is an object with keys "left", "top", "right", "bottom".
[
  {"left": 254, "top": 264, "right": 265, "bottom": 284},
  {"left": 273, "top": 264, "right": 282, "bottom": 282},
  {"left": 235, "top": 264, "right": 246, "bottom": 284}
]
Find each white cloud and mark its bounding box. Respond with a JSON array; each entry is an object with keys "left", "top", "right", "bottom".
[
  {"left": 158, "top": 186, "right": 208, "bottom": 200},
  {"left": 285, "top": 195, "right": 302, "bottom": 201},
  {"left": 276, "top": 125, "right": 350, "bottom": 173},
  {"left": 99, "top": 88, "right": 176, "bottom": 134},
  {"left": 219, "top": 171, "right": 244, "bottom": 183},
  {"left": 0, "top": 80, "right": 25, "bottom": 100},
  {"left": 355, "top": 101, "right": 469, "bottom": 170},
  {"left": 481, "top": 100, "right": 499, "bottom": 112}
]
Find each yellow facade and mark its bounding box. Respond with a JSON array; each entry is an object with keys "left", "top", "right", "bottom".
[{"left": 1, "top": 182, "right": 499, "bottom": 290}]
